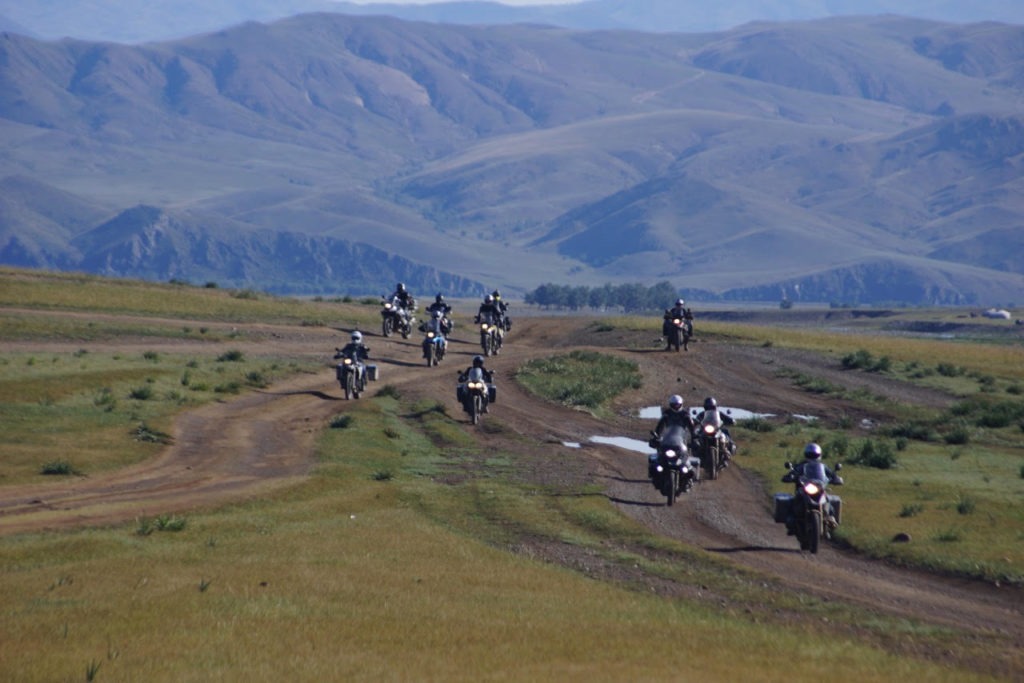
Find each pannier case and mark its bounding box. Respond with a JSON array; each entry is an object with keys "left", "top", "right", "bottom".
[
  {"left": 488, "top": 385, "right": 497, "bottom": 404},
  {"left": 367, "top": 364, "right": 379, "bottom": 381},
  {"left": 773, "top": 493, "right": 793, "bottom": 523}
]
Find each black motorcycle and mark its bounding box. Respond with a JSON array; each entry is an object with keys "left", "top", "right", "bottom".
[
  {"left": 774, "top": 461, "right": 844, "bottom": 553},
  {"left": 647, "top": 425, "right": 701, "bottom": 506},
  {"left": 420, "top": 314, "right": 448, "bottom": 367},
  {"left": 334, "top": 347, "right": 367, "bottom": 400},
  {"left": 662, "top": 314, "right": 691, "bottom": 352},
  {"left": 477, "top": 310, "right": 503, "bottom": 357},
  {"left": 456, "top": 367, "right": 495, "bottom": 425}
]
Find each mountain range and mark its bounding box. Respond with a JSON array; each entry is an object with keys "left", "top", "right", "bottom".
[{"left": 1, "top": 11, "right": 1023, "bottom": 304}]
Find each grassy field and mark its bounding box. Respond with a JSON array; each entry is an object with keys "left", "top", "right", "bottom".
[{"left": 0, "top": 269, "right": 1019, "bottom": 681}]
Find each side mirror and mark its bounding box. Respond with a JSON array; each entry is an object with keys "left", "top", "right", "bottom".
[{"left": 784, "top": 462, "right": 793, "bottom": 470}]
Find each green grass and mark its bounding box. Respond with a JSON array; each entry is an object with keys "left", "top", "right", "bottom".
[
  {"left": 0, "top": 275, "right": 1019, "bottom": 680},
  {"left": 516, "top": 350, "right": 642, "bottom": 414},
  {"left": 1, "top": 391, "right": 995, "bottom": 682}
]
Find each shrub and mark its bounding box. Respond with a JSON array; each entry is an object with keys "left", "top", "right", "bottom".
[
  {"left": 129, "top": 385, "right": 153, "bottom": 400},
  {"left": 143, "top": 350, "right": 160, "bottom": 362},
  {"left": 848, "top": 439, "right": 897, "bottom": 469},
  {"left": 330, "top": 415, "right": 353, "bottom": 429},
  {"left": 136, "top": 515, "right": 187, "bottom": 535},
  {"left": 955, "top": 494, "right": 976, "bottom": 515},
  {"left": 41, "top": 460, "right": 75, "bottom": 475},
  {"left": 133, "top": 422, "right": 172, "bottom": 444},
  {"left": 216, "top": 349, "right": 245, "bottom": 362},
  {"left": 899, "top": 504, "right": 924, "bottom": 518},
  {"left": 943, "top": 424, "right": 970, "bottom": 445}
]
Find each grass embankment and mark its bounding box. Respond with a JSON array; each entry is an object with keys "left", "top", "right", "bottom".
[{"left": 0, "top": 273, "right": 1016, "bottom": 680}]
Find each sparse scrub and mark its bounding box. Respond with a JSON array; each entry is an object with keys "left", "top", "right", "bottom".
[
  {"left": 216, "top": 349, "right": 245, "bottom": 362},
  {"left": 133, "top": 422, "right": 172, "bottom": 444},
  {"left": 955, "top": 494, "right": 976, "bottom": 515},
  {"left": 214, "top": 381, "right": 242, "bottom": 394},
  {"left": 40, "top": 460, "right": 76, "bottom": 475},
  {"left": 517, "top": 350, "right": 642, "bottom": 411},
  {"left": 128, "top": 385, "right": 154, "bottom": 400},
  {"left": 376, "top": 384, "right": 402, "bottom": 399},
  {"left": 899, "top": 504, "right": 924, "bottom": 518},
  {"left": 136, "top": 514, "right": 187, "bottom": 535},
  {"left": 143, "top": 350, "right": 160, "bottom": 362},
  {"left": 329, "top": 415, "right": 353, "bottom": 429},
  {"left": 848, "top": 439, "right": 897, "bottom": 469}
]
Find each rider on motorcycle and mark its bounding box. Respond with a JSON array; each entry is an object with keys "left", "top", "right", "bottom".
[
  {"left": 653, "top": 394, "right": 696, "bottom": 440},
  {"left": 782, "top": 443, "right": 844, "bottom": 535},
  {"left": 476, "top": 294, "right": 503, "bottom": 325},
  {"left": 339, "top": 330, "right": 370, "bottom": 361},
  {"left": 492, "top": 289, "right": 511, "bottom": 331},
  {"left": 389, "top": 282, "right": 416, "bottom": 325},
  {"left": 458, "top": 355, "right": 495, "bottom": 413},
  {"left": 693, "top": 396, "right": 738, "bottom": 456},
  {"left": 662, "top": 298, "right": 693, "bottom": 349},
  {"left": 426, "top": 293, "right": 453, "bottom": 334}
]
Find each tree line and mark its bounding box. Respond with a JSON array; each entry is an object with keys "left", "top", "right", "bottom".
[{"left": 523, "top": 282, "right": 682, "bottom": 312}]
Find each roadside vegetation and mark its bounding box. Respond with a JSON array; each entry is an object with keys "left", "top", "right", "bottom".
[{"left": 0, "top": 270, "right": 1018, "bottom": 680}]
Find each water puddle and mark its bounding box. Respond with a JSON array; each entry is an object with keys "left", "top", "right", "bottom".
[
  {"left": 588, "top": 436, "right": 651, "bottom": 454},
  {"left": 639, "top": 405, "right": 776, "bottom": 420}
]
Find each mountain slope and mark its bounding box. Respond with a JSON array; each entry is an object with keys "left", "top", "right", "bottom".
[{"left": 0, "top": 15, "right": 1022, "bottom": 302}]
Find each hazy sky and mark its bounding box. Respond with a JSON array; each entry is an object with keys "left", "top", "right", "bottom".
[{"left": 347, "top": 1, "right": 581, "bottom": 5}]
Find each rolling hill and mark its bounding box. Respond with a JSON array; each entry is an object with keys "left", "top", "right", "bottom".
[{"left": 0, "top": 13, "right": 1022, "bottom": 303}]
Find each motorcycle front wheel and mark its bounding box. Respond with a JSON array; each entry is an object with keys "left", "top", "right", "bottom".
[
  {"left": 666, "top": 470, "right": 678, "bottom": 506},
  {"left": 426, "top": 345, "right": 435, "bottom": 367},
  {"left": 471, "top": 395, "right": 482, "bottom": 425},
  {"left": 382, "top": 317, "right": 394, "bottom": 338},
  {"left": 807, "top": 510, "right": 821, "bottom": 554},
  {"left": 343, "top": 373, "right": 355, "bottom": 401}
]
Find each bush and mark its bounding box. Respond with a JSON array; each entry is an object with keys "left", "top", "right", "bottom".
[
  {"left": 848, "top": 439, "right": 897, "bottom": 469},
  {"left": 216, "top": 349, "right": 245, "bottom": 362},
  {"left": 129, "top": 385, "right": 154, "bottom": 400},
  {"left": 41, "top": 460, "right": 75, "bottom": 475}
]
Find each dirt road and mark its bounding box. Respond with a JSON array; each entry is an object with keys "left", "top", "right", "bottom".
[{"left": 1, "top": 311, "right": 1021, "bottom": 675}]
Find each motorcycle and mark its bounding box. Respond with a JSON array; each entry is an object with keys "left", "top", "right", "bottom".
[
  {"left": 477, "top": 310, "right": 503, "bottom": 357},
  {"left": 420, "top": 313, "right": 448, "bottom": 367},
  {"left": 381, "top": 295, "right": 414, "bottom": 339},
  {"left": 774, "top": 461, "right": 844, "bottom": 554},
  {"left": 663, "top": 314, "right": 692, "bottom": 352},
  {"left": 333, "top": 347, "right": 367, "bottom": 400},
  {"left": 692, "top": 408, "right": 733, "bottom": 481},
  {"left": 647, "top": 425, "right": 701, "bottom": 506},
  {"left": 456, "top": 367, "right": 495, "bottom": 425}
]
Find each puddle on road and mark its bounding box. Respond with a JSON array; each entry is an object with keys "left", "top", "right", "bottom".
[{"left": 638, "top": 405, "right": 776, "bottom": 420}]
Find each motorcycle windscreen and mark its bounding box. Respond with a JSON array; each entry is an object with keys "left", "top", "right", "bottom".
[
  {"left": 468, "top": 367, "right": 485, "bottom": 382},
  {"left": 702, "top": 410, "right": 723, "bottom": 428},
  {"left": 660, "top": 424, "right": 689, "bottom": 451},
  {"left": 803, "top": 461, "right": 829, "bottom": 482}
]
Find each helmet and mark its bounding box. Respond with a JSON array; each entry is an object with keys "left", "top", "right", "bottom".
[
  {"left": 668, "top": 394, "right": 684, "bottom": 411},
  {"left": 435, "top": 293, "right": 444, "bottom": 303},
  {"left": 351, "top": 331, "right": 363, "bottom": 343},
  {"left": 492, "top": 289, "right": 501, "bottom": 298},
  {"left": 485, "top": 295, "right": 494, "bottom": 303},
  {"left": 396, "top": 283, "right": 406, "bottom": 293},
  {"left": 676, "top": 298, "right": 685, "bottom": 307},
  {"left": 703, "top": 397, "right": 717, "bottom": 410},
  {"left": 472, "top": 355, "right": 485, "bottom": 368},
  {"left": 804, "top": 443, "right": 823, "bottom": 460}
]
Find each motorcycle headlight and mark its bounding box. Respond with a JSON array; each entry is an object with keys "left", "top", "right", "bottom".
[
  {"left": 427, "top": 332, "right": 435, "bottom": 339},
  {"left": 384, "top": 303, "right": 393, "bottom": 310},
  {"left": 803, "top": 482, "right": 821, "bottom": 496},
  {"left": 655, "top": 465, "right": 664, "bottom": 473},
  {"left": 703, "top": 424, "right": 716, "bottom": 435},
  {"left": 343, "top": 358, "right": 353, "bottom": 365},
  {"left": 480, "top": 323, "right": 488, "bottom": 331},
  {"left": 665, "top": 449, "right": 676, "bottom": 458},
  {"left": 673, "top": 318, "right": 682, "bottom": 324}
]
